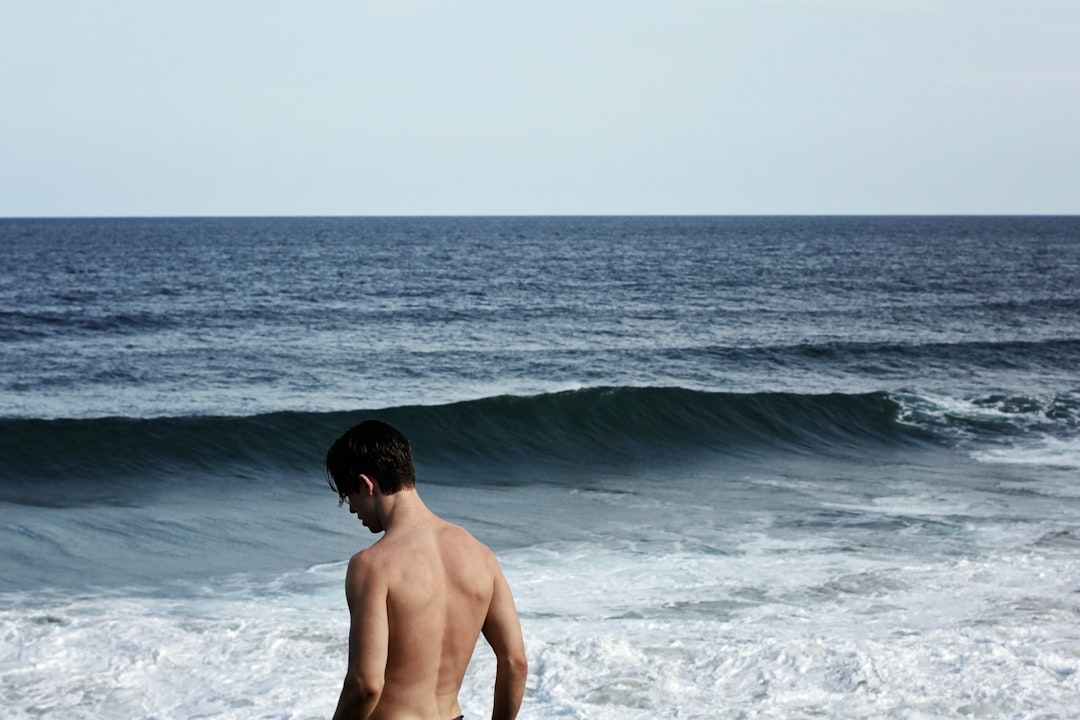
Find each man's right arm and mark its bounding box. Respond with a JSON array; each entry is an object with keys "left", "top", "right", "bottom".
[
  {"left": 333, "top": 551, "right": 389, "bottom": 720},
  {"left": 482, "top": 564, "right": 527, "bottom": 720}
]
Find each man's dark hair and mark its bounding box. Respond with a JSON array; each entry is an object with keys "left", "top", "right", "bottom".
[{"left": 325, "top": 420, "right": 416, "bottom": 503}]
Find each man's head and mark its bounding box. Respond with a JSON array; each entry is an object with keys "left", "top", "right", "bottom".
[{"left": 325, "top": 420, "right": 416, "bottom": 505}]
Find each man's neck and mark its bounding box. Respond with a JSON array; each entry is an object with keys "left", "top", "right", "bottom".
[{"left": 377, "top": 489, "right": 434, "bottom": 533}]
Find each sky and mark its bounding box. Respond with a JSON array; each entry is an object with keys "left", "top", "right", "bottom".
[{"left": 2, "top": 0, "right": 1078, "bottom": 216}]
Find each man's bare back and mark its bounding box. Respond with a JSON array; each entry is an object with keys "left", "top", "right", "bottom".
[{"left": 325, "top": 421, "right": 527, "bottom": 720}]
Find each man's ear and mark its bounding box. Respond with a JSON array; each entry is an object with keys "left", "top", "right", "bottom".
[{"left": 359, "top": 474, "right": 377, "bottom": 496}]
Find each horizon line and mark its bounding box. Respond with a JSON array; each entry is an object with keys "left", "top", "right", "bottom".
[{"left": 3, "top": 212, "right": 1079, "bottom": 221}]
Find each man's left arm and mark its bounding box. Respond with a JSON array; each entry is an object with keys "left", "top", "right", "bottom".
[
  {"left": 333, "top": 551, "right": 388, "bottom": 720},
  {"left": 483, "top": 558, "right": 528, "bottom": 720}
]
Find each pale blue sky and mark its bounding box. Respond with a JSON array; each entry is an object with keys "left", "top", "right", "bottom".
[{"left": 2, "top": 0, "right": 1078, "bottom": 216}]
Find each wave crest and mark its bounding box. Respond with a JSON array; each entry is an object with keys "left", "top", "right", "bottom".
[{"left": 0, "top": 387, "right": 916, "bottom": 490}]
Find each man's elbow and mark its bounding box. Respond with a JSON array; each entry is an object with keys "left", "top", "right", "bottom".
[
  {"left": 343, "top": 671, "right": 384, "bottom": 704},
  {"left": 502, "top": 648, "right": 528, "bottom": 681}
]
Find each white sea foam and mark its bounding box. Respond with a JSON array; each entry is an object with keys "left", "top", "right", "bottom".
[
  {"left": 476, "top": 540, "right": 1080, "bottom": 719},
  {"left": 972, "top": 435, "right": 1080, "bottom": 471},
  {"left": 893, "top": 391, "right": 1080, "bottom": 476},
  {"left": 4, "top": 534, "right": 1078, "bottom": 720}
]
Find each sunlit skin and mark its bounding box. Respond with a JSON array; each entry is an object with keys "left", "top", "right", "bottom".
[{"left": 333, "top": 475, "right": 527, "bottom": 720}]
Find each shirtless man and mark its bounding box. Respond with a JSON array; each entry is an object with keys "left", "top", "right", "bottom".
[{"left": 325, "top": 420, "right": 528, "bottom": 720}]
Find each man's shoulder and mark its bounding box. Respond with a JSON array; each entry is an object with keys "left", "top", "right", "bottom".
[
  {"left": 343, "top": 546, "right": 390, "bottom": 608},
  {"left": 346, "top": 543, "right": 390, "bottom": 577},
  {"left": 434, "top": 522, "right": 503, "bottom": 583},
  {"left": 439, "top": 520, "right": 497, "bottom": 555},
  {"left": 438, "top": 518, "right": 482, "bottom": 542}
]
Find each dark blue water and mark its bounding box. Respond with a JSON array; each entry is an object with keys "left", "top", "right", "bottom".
[
  {"left": 3, "top": 216, "right": 1077, "bottom": 419},
  {"left": 1, "top": 216, "right": 1078, "bottom": 719}
]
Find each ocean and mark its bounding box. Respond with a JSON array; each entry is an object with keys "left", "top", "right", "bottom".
[{"left": 1, "top": 215, "right": 1078, "bottom": 719}]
